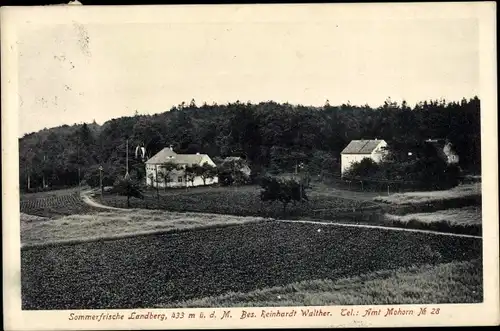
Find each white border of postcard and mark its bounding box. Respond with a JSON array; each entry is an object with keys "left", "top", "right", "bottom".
[{"left": 2, "top": 2, "right": 499, "bottom": 329}]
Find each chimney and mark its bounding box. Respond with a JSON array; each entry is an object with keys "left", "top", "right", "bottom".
[{"left": 169, "top": 144, "right": 173, "bottom": 151}]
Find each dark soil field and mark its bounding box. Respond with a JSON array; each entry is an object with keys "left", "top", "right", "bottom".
[
  {"left": 21, "top": 221, "right": 482, "bottom": 310},
  {"left": 20, "top": 188, "right": 102, "bottom": 218}
]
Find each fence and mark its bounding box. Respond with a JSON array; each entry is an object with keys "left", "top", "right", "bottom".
[
  {"left": 315, "top": 174, "right": 420, "bottom": 194},
  {"left": 315, "top": 173, "right": 475, "bottom": 194}
]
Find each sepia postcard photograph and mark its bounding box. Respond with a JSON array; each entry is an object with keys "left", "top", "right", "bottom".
[{"left": 2, "top": 2, "right": 499, "bottom": 330}]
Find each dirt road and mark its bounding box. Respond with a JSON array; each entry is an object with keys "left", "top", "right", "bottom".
[{"left": 80, "top": 190, "right": 128, "bottom": 211}]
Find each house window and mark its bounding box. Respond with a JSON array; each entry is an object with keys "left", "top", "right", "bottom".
[{"left": 178, "top": 176, "right": 183, "bottom": 183}]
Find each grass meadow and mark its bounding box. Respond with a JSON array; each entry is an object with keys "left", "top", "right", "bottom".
[
  {"left": 159, "top": 259, "right": 482, "bottom": 307},
  {"left": 381, "top": 207, "right": 482, "bottom": 236},
  {"left": 373, "top": 183, "right": 481, "bottom": 205},
  {"left": 101, "top": 184, "right": 377, "bottom": 220},
  {"left": 384, "top": 207, "right": 481, "bottom": 226},
  {"left": 21, "top": 209, "right": 265, "bottom": 248},
  {"left": 374, "top": 184, "right": 483, "bottom": 236}
]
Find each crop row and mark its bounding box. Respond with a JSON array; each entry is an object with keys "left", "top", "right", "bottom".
[{"left": 20, "top": 194, "right": 101, "bottom": 218}]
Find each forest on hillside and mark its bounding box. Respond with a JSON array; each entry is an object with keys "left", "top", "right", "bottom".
[{"left": 19, "top": 97, "right": 481, "bottom": 191}]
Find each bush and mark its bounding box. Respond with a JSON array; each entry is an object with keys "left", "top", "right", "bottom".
[
  {"left": 260, "top": 175, "right": 308, "bottom": 216},
  {"left": 217, "top": 168, "right": 250, "bottom": 186},
  {"left": 110, "top": 178, "right": 144, "bottom": 207},
  {"left": 218, "top": 170, "right": 234, "bottom": 186},
  {"left": 343, "top": 158, "right": 380, "bottom": 178}
]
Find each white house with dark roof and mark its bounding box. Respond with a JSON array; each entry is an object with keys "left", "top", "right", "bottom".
[
  {"left": 425, "top": 139, "right": 460, "bottom": 165},
  {"left": 145, "top": 146, "right": 218, "bottom": 188},
  {"left": 340, "top": 139, "right": 388, "bottom": 175}
]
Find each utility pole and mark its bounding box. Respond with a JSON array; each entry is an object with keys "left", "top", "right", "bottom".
[
  {"left": 77, "top": 137, "right": 81, "bottom": 192},
  {"left": 42, "top": 155, "right": 46, "bottom": 189},
  {"left": 299, "top": 179, "right": 302, "bottom": 201},
  {"left": 293, "top": 127, "right": 299, "bottom": 178},
  {"left": 155, "top": 164, "right": 159, "bottom": 201},
  {"left": 99, "top": 165, "right": 104, "bottom": 199},
  {"left": 25, "top": 164, "right": 28, "bottom": 189},
  {"left": 125, "top": 138, "right": 130, "bottom": 179}
]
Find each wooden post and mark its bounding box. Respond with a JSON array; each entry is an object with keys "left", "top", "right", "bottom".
[
  {"left": 77, "top": 138, "right": 80, "bottom": 189},
  {"left": 99, "top": 166, "right": 104, "bottom": 199},
  {"left": 42, "top": 155, "right": 46, "bottom": 189},
  {"left": 26, "top": 165, "right": 31, "bottom": 190},
  {"left": 155, "top": 164, "right": 159, "bottom": 201},
  {"left": 125, "top": 139, "right": 130, "bottom": 179}
]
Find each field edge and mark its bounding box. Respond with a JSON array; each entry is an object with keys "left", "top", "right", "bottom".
[{"left": 156, "top": 259, "right": 483, "bottom": 308}]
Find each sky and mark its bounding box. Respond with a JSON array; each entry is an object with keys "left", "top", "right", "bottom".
[{"left": 16, "top": 4, "right": 480, "bottom": 137}]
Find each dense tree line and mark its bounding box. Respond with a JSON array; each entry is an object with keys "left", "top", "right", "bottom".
[{"left": 18, "top": 97, "right": 481, "bottom": 191}]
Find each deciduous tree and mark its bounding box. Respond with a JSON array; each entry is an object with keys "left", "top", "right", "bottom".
[
  {"left": 260, "top": 175, "right": 308, "bottom": 216},
  {"left": 111, "top": 178, "right": 144, "bottom": 207}
]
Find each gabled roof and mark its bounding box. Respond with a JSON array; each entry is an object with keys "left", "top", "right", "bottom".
[
  {"left": 424, "top": 140, "right": 449, "bottom": 162},
  {"left": 145, "top": 148, "right": 177, "bottom": 164},
  {"left": 145, "top": 148, "right": 209, "bottom": 166},
  {"left": 341, "top": 140, "right": 385, "bottom": 154},
  {"left": 174, "top": 154, "right": 207, "bottom": 165}
]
